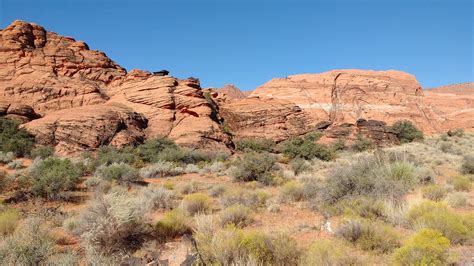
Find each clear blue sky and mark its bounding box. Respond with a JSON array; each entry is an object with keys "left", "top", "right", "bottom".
[{"left": 1, "top": 0, "right": 472, "bottom": 90}]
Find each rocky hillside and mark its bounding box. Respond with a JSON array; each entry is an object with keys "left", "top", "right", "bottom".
[
  {"left": 428, "top": 82, "right": 474, "bottom": 95},
  {"left": 1, "top": 20, "right": 473, "bottom": 153}
]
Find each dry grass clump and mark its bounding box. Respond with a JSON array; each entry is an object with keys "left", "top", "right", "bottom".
[
  {"left": 422, "top": 184, "right": 447, "bottom": 201},
  {"left": 176, "top": 181, "right": 198, "bottom": 195},
  {"left": 181, "top": 193, "right": 212, "bottom": 215},
  {"left": 219, "top": 188, "right": 268, "bottom": 208},
  {"left": 219, "top": 205, "right": 253, "bottom": 227},
  {"left": 301, "top": 239, "right": 358, "bottom": 265},
  {"left": 449, "top": 175, "right": 471, "bottom": 192},
  {"left": 194, "top": 224, "right": 300, "bottom": 265},
  {"left": 279, "top": 180, "right": 305, "bottom": 202},
  {"left": 208, "top": 184, "right": 226, "bottom": 197},
  {"left": 445, "top": 192, "right": 468, "bottom": 208},
  {"left": 139, "top": 161, "right": 184, "bottom": 178},
  {"left": 77, "top": 191, "right": 150, "bottom": 256},
  {"left": 0, "top": 218, "right": 55, "bottom": 265}
]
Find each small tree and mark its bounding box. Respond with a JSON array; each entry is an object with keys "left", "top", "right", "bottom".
[
  {"left": 391, "top": 120, "right": 423, "bottom": 143},
  {"left": 0, "top": 117, "right": 35, "bottom": 157},
  {"left": 230, "top": 152, "right": 277, "bottom": 184}
]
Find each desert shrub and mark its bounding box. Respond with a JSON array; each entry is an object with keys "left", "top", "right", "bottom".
[
  {"left": 94, "top": 162, "right": 141, "bottom": 185},
  {"left": 62, "top": 217, "right": 80, "bottom": 233},
  {"left": 301, "top": 239, "right": 356, "bottom": 266},
  {"left": 181, "top": 193, "right": 212, "bottom": 215},
  {"left": 391, "top": 120, "right": 423, "bottom": 143},
  {"left": 350, "top": 135, "right": 374, "bottom": 152},
  {"left": 7, "top": 159, "right": 23, "bottom": 169},
  {"left": 336, "top": 219, "right": 400, "bottom": 253},
  {"left": 30, "top": 146, "right": 54, "bottom": 159},
  {"left": 393, "top": 229, "right": 450, "bottom": 265},
  {"left": 279, "top": 136, "right": 334, "bottom": 161},
  {"left": 139, "top": 161, "right": 183, "bottom": 178},
  {"left": 156, "top": 147, "right": 213, "bottom": 164},
  {"left": 220, "top": 188, "right": 268, "bottom": 208},
  {"left": 0, "top": 151, "right": 14, "bottom": 164},
  {"left": 280, "top": 180, "right": 305, "bottom": 202},
  {"left": 77, "top": 191, "right": 149, "bottom": 255},
  {"left": 0, "top": 171, "right": 9, "bottom": 193},
  {"left": 135, "top": 137, "right": 178, "bottom": 163},
  {"left": 230, "top": 152, "right": 277, "bottom": 184},
  {"left": 137, "top": 186, "right": 175, "bottom": 211},
  {"left": 28, "top": 157, "right": 81, "bottom": 199},
  {"left": 155, "top": 208, "right": 191, "bottom": 241},
  {"left": 331, "top": 139, "right": 347, "bottom": 152},
  {"left": 200, "top": 161, "right": 228, "bottom": 175},
  {"left": 461, "top": 154, "right": 474, "bottom": 174},
  {"left": 209, "top": 184, "right": 226, "bottom": 197},
  {"left": 0, "top": 117, "right": 35, "bottom": 157},
  {"left": 320, "top": 152, "right": 417, "bottom": 205},
  {"left": 342, "top": 197, "right": 387, "bottom": 220},
  {"left": 422, "top": 184, "right": 447, "bottom": 201},
  {"left": 447, "top": 128, "right": 464, "bottom": 137},
  {"left": 445, "top": 192, "right": 468, "bottom": 207},
  {"left": 0, "top": 209, "right": 20, "bottom": 236},
  {"left": 450, "top": 175, "right": 471, "bottom": 192},
  {"left": 45, "top": 250, "right": 80, "bottom": 265},
  {"left": 219, "top": 205, "right": 253, "bottom": 227},
  {"left": 177, "top": 182, "right": 199, "bottom": 195},
  {"left": 235, "top": 137, "right": 274, "bottom": 153},
  {"left": 290, "top": 158, "right": 311, "bottom": 175},
  {"left": 407, "top": 201, "right": 469, "bottom": 244},
  {"left": 0, "top": 218, "right": 55, "bottom": 265},
  {"left": 184, "top": 163, "right": 200, "bottom": 173}
]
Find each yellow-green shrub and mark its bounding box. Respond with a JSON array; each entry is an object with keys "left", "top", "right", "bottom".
[
  {"left": 407, "top": 201, "right": 469, "bottom": 244},
  {"left": 393, "top": 229, "right": 450, "bottom": 265},
  {"left": 219, "top": 205, "right": 253, "bottom": 227},
  {"left": 450, "top": 175, "right": 471, "bottom": 192},
  {"left": 181, "top": 193, "right": 212, "bottom": 215},
  {"left": 0, "top": 209, "right": 20, "bottom": 235},
  {"left": 155, "top": 208, "right": 191, "bottom": 240},
  {"left": 280, "top": 180, "right": 305, "bottom": 202}
]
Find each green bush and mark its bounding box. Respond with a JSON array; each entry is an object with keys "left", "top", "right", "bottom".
[
  {"left": 450, "top": 175, "right": 471, "bottom": 192},
  {"left": 461, "top": 154, "right": 474, "bottom": 174},
  {"left": 393, "top": 229, "right": 450, "bottom": 265},
  {"left": 422, "top": 184, "right": 447, "bottom": 201},
  {"left": 0, "top": 209, "right": 19, "bottom": 236},
  {"left": 235, "top": 138, "right": 274, "bottom": 153},
  {"left": 230, "top": 152, "right": 277, "bottom": 184},
  {"left": 181, "top": 193, "right": 212, "bottom": 215},
  {"left": 155, "top": 208, "right": 191, "bottom": 241},
  {"left": 0, "top": 117, "right": 35, "bottom": 157},
  {"left": 94, "top": 162, "right": 141, "bottom": 185},
  {"left": 279, "top": 135, "right": 334, "bottom": 161},
  {"left": 407, "top": 201, "right": 469, "bottom": 244},
  {"left": 95, "top": 146, "right": 139, "bottom": 166},
  {"left": 28, "top": 157, "right": 81, "bottom": 200},
  {"left": 135, "top": 137, "right": 178, "bottom": 163},
  {"left": 30, "top": 146, "right": 54, "bottom": 159},
  {"left": 391, "top": 120, "right": 423, "bottom": 143},
  {"left": 219, "top": 205, "right": 253, "bottom": 227},
  {"left": 350, "top": 135, "right": 374, "bottom": 152},
  {"left": 331, "top": 139, "right": 347, "bottom": 152},
  {"left": 301, "top": 239, "right": 355, "bottom": 266}
]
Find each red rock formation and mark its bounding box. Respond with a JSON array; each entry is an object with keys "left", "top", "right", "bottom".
[
  {"left": 0, "top": 21, "right": 231, "bottom": 153},
  {"left": 251, "top": 70, "right": 473, "bottom": 137}
]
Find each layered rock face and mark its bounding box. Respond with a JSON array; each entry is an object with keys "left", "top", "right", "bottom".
[
  {"left": 0, "top": 21, "right": 230, "bottom": 153},
  {"left": 251, "top": 70, "right": 473, "bottom": 138}
]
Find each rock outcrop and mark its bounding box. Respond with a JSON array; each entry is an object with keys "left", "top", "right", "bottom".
[
  {"left": 219, "top": 97, "right": 310, "bottom": 141},
  {"left": 251, "top": 70, "right": 473, "bottom": 138},
  {"left": 0, "top": 20, "right": 231, "bottom": 153}
]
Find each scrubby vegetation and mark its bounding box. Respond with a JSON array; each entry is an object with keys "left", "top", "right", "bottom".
[
  {"left": 391, "top": 120, "right": 424, "bottom": 143},
  {"left": 0, "top": 129, "right": 473, "bottom": 265},
  {"left": 0, "top": 118, "right": 35, "bottom": 157}
]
